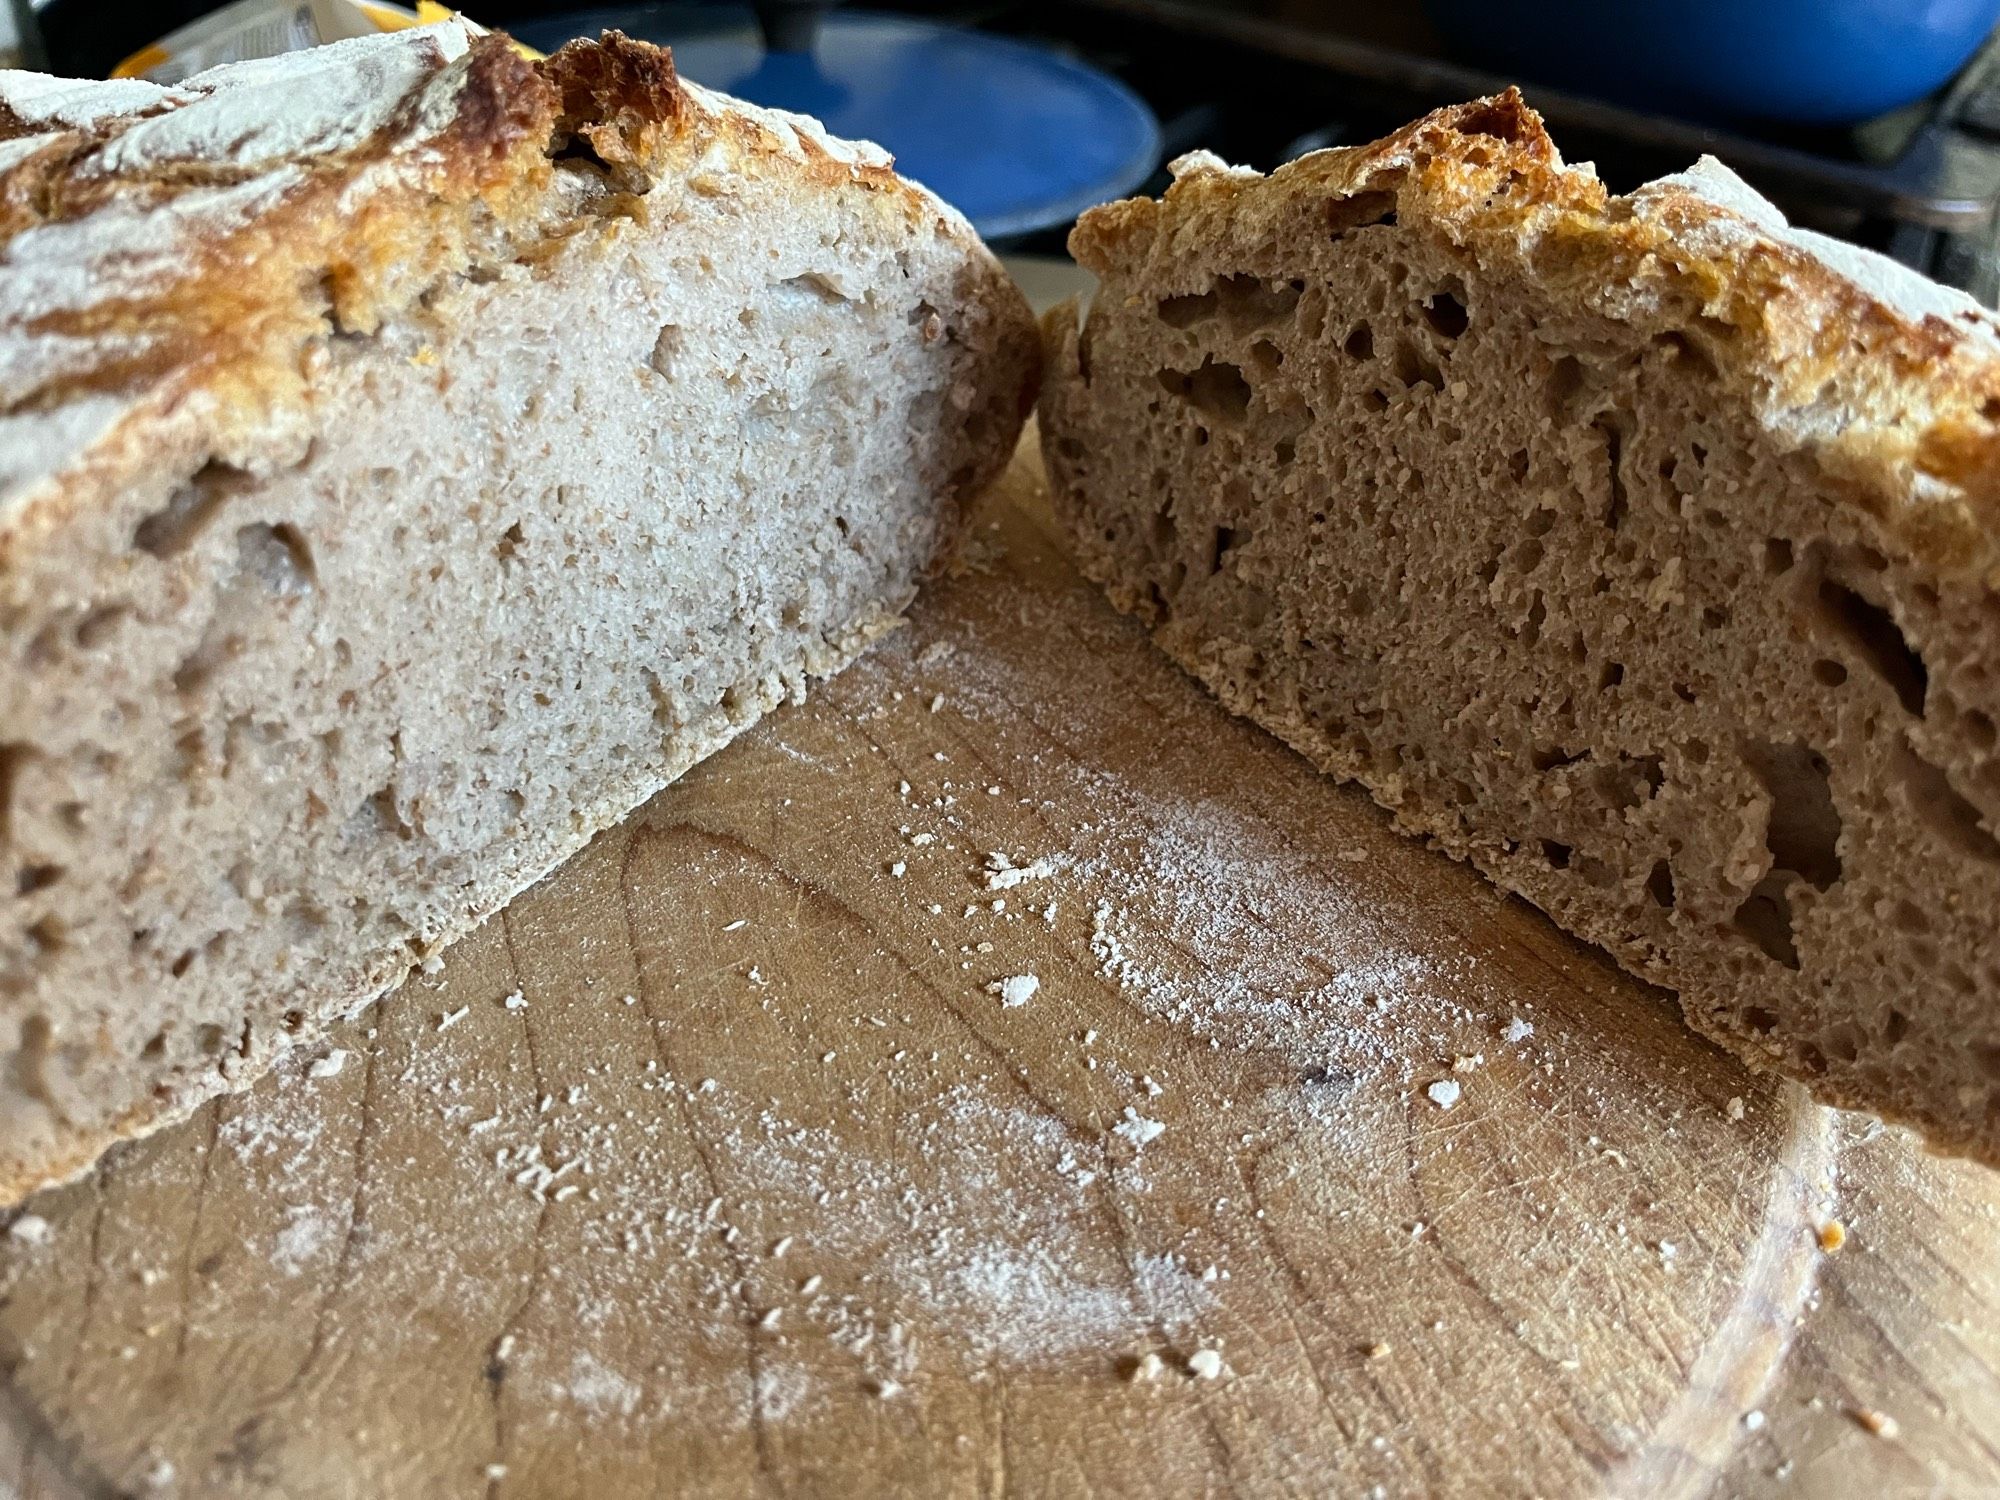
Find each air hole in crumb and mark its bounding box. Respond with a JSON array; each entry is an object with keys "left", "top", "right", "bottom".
[
  {"left": 25, "top": 916, "right": 64, "bottom": 956},
  {"left": 196, "top": 1023, "right": 228, "bottom": 1055},
  {"left": 235, "top": 521, "right": 316, "bottom": 595},
  {"left": 1599, "top": 661, "right": 1625, "bottom": 691},
  {"left": 1884, "top": 1009, "right": 1910, "bottom": 1045},
  {"left": 1158, "top": 289, "right": 1218, "bottom": 328},
  {"left": 1421, "top": 287, "right": 1469, "bottom": 340},
  {"left": 1673, "top": 682, "right": 1698, "bottom": 704},
  {"left": 133, "top": 461, "right": 253, "bottom": 558},
  {"left": 1964, "top": 709, "right": 1996, "bottom": 752},
  {"left": 647, "top": 323, "right": 682, "bottom": 377},
  {"left": 169, "top": 948, "right": 196, "bottom": 978},
  {"left": 1531, "top": 745, "right": 1587, "bottom": 772},
  {"left": 1814, "top": 576, "right": 1926, "bottom": 715},
  {"left": 1732, "top": 876, "right": 1800, "bottom": 970},
  {"left": 1763, "top": 539, "right": 1795, "bottom": 575},
  {"left": 1343, "top": 324, "right": 1374, "bottom": 361},
  {"left": 3, "top": 744, "right": 35, "bottom": 842},
  {"left": 1654, "top": 330, "right": 1717, "bottom": 378},
  {"left": 1744, "top": 1006, "right": 1779, "bottom": 1034},
  {"left": 1540, "top": 839, "right": 1573, "bottom": 869},
  {"left": 1645, "top": 858, "right": 1676, "bottom": 909},
  {"left": 1743, "top": 740, "right": 1842, "bottom": 890},
  {"left": 1812, "top": 659, "right": 1848, "bottom": 687},
  {"left": 1327, "top": 190, "right": 1397, "bottom": 238},
  {"left": 1893, "top": 741, "right": 2000, "bottom": 866},
  {"left": 1597, "top": 419, "right": 1628, "bottom": 530},
  {"left": 74, "top": 604, "right": 129, "bottom": 649},
  {"left": 140, "top": 1030, "right": 168, "bottom": 1061},
  {"left": 1210, "top": 526, "right": 1248, "bottom": 574},
  {"left": 1545, "top": 355, "right": 1587, "bottom": 420},
  {"left": 1158, "top": 357, "right": 1252, "bottom": 422},
  {"left": 1391, "top": 341, "right": 1442, "bottom": 392},
  {"left": 15, "top": 863, "right": 60, "bottom": 895}
]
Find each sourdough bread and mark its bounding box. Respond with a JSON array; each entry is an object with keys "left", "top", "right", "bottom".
[
  {"left": 0, "top": 26, "right": 1037, "bottom": 1202},
  {"left": 1040, "top": 92, "right": 2000, "bottom": 1164}
]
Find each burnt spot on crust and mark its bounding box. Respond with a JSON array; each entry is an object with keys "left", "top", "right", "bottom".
[
  {"left": 544, "top": 29, "right": 684, "bottom": 175},
  {"left": 437, "top": 37, "right": 554, "bottom": 174},
  {"left": 1438, "top": 87, "right": 1551, "bottom": 155}
]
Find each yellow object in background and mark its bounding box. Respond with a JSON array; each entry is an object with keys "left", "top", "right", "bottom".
[{"left": 111, "top": 0, "right": 535, "bottom": 84}]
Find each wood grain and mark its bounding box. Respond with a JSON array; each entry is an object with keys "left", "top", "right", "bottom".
[{"left": 0, "top": 437, "right": 1995, "bottom": 1499}]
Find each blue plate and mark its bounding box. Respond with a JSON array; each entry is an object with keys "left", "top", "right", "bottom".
[
  {"left": 1426, "top": 0, "right": 2000, "bottom": 126},
  {"left": 514, "top": 7, "right": 1162, "bottom": 239}
]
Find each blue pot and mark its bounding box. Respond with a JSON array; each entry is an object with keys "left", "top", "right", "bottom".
[{"left": 1425, "top": 0, "right": 2000, "bottom": 125}]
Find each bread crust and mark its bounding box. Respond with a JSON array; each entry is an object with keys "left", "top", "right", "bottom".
[
  {"left": 0, "top": 27, "right": 1027, "bottom": 550},
  {"left": 0, "top": 26, "right": 1037, "bottom": 1205},
  {"left": 1043, "top": 90, "right": 2000, "bottom": 1164},
  {"left": 1068, "top": 90, "right": 2000, "bottom": 585}
]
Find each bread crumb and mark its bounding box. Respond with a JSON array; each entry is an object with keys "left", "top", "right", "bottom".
[
  {"left": 1451, "top": 1052, "right": 1484, "bottom": 1074},
  {"left": 800, "top": 1274, "right": 822, "bottom": 1296},
  {"left": 758, "top": 1307, "right": 783, "bottom": 1330},
  {"left": 1128, "top": 1351, "right": 1165, "bottom": 1382},
  {"left": 870, "top": 1377, "right": 902, "bottom": 1399},
  {"left": 437, "top": 1006, "right": 469, "bottom": 1031},
  {"left": 984, "top": 851, "right": 1057, "bottom": 891},
  {"left": 1743, "top": 1409, "right": 1766, "bottom": 1431},
  {"left": 7, "top": 1213, "right": 52, "bottom": 1248},
  {"left": 1501, "top": 1016, "right": 1534, "bottom": 1044},
  {"left": 502, "top": 990, "right": 527, "bottom": 1010},
  {"left": 485, "top": 1464, "right": 508, "bottom": 1481},
  {"left": 1364, "top": 1341, "right": 1392, "bottom": 1360},
  {"left": 1849, "top": 1407, "right": 1899, "bottom": 1439},
  {"left": 308, "top": 1049, "right": 348, "bottom": 1079},
  {"left": 622, "top": 994, "right": 638, "bottom": 1006},
  {"left": 889, "top": 861, "right": 907, "bottom": 878},
  {"left": 1113, "top": 1107, "right": 1165, "bottom": 1147},
  {"left": 1425, "top": 1079, "right": 1462, "bottom": 1110},
  {"left": 1186, "top": 1348, "right": 1224, "bottom": 1379},
  {"left": 987, "top": 974, "right": 1039, "bottom": 1008},
  {"left": 929, "top": 694, "right": 945, "bottom": 712},
  {"left": 722, "top": 919, "right": 748, "bottom": 932},
  {"left": 1726, "top": 1095, "right": 1747, "bottom": 1121},
  {"left": 771, "top": 1235, "right": 793, "bottom": 1258},
  {"left": 1818, "top": 1220, "right": 1847, "bottom": 1253}
]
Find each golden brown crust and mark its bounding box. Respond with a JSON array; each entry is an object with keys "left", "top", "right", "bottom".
[
  {"left": 1070, "top": 88, "right": 2000, "bottom": 583},
  {"left": 0, "top": 27, "right": 997, "bottom": 553}
]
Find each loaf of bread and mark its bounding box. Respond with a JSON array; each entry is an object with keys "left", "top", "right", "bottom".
[
  {"left": 1041, "top": 92, "right": 2000, "bottom": 1164},
  {"left": 0, "top": 26, "right": 1036, "bottom": 1203}
]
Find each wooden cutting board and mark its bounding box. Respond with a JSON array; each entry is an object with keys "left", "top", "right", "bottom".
[{"left": 2, "top": 436, "right": 1997, "bottom": 1499}]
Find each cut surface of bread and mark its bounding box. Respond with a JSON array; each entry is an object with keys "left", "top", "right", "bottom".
[
  {"left": 0, "top": 27, "right": 1036, "bottom": 1202},
  {"left": 1040, "top": 92, "right": 2000, "bottom": 1164}
]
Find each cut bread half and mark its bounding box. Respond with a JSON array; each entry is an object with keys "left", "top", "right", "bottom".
[
  {"left": 1040, "top": 91, "right": 2000, "bottom": 1164},
  {"left": 0, "top": 27, "right": 1037, "bottom": 1203}
]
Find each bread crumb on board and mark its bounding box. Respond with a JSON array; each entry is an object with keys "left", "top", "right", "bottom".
[
  {"left": 1113, "top": 1108, "right": 1165, "bottom": 1148},
  {"left": 308, "top": 1049, "right": 349, "bottom": 1079},
  {"left": 1127, "top": 1351, "right": 1166, "bottom": 1383},
  {"left": 1849, "top": 1406, "right": 1899, "bottom": 1440},
  {"left": 7, "top": 1213, "right": 52, "bottom": 1248},
  {"left": 1186, "top": 1348, "right": 1224, "bottom": 1379},
  {"left": 987, "top": 974, "right": 1039, "bottom": 1008},
  {"left": 1818, "top": 1220, "right": 1848, "bottom": 1253},
  {"left": 1425, "top": 1079, "right": 1462, "bottom": 1110}
]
